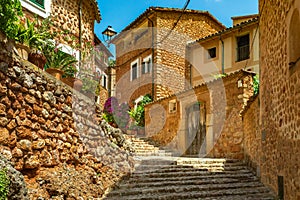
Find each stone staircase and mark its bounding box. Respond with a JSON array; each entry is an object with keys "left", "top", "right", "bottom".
[
  {"left": 103, "top": 157, "right": 276, "bottom": 200},
  {"left": 125, "top": 135, "right": 173, "bottom": 157}
]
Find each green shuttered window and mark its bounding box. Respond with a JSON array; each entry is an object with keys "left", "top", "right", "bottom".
[{"left": 30, "top": 0, "right": 44, "bottom": 9}]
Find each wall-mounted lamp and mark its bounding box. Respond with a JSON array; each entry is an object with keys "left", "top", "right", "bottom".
[{"left": 102, "top": 25, "right": 117, "bottom": 47}]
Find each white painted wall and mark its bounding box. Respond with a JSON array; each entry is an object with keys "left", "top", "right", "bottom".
[
  {"left": 253, "top": 28, "right": 260, "bottom": 62},
  {"left": 223, "top": 37, "right": 232, "bottom": 69},
  {"left": 191, "top": 46, "right": 221, "bottom": 85}
]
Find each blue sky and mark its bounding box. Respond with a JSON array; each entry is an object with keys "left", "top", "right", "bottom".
[{"left": 95, "top": 0, "right": 258, "bottom": 40}]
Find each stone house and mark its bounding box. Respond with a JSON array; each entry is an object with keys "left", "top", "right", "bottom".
[
  {"left": 145, "top": 70, "right": 254, "bottom": 159},
  {"left": 112, "top": 7, "right": 226, "bottom": 106},
  {"left": 94, "top": 35, "right": 114, "bottom": 107},
  {"left": 242, "top": 0, "right": 300, "bottom": 199},
  {"left": 19, "top": 0, "right": 110, "bottom": 104},
  {"left": 187, "top": 14, "right": 259, "bottom": 86},
  {"left": 20, "top": 0, "right": 101, "bottom": 62}
]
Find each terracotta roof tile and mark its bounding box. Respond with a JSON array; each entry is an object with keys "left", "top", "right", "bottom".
[
  {"left": 89, "top": 0, "right": 101, "bottom": 23},
  {"left": 120, "top": 6, "right": 226, "bottom": 33},
  {"left": 231, "top": 14, "right": 259, "bottom": 20}
]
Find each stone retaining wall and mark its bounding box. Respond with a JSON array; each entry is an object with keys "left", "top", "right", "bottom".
[
  {"left": 0, "top": 33, "right": 133, "bottom": 199},
  {"left": 242, "top": 96, "right": 261, "bottom": 172}
]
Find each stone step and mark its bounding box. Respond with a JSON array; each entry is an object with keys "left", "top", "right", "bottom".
[
  {"left": 198, "top": 193, "right": 275, "bottom": 200},
  {"left": 134, "top": 158, "right": 177, "bottom": 166},
  {"left": 106, "top": 191, "right": 275, "bottom": 200},
  {"left": 133, "top": 146, "right": 159, "bottom": 149},
  {"left": 108, "top": 135, "right": 275, "bottom": 200},
  {"left": 126, "top": 172, "right": 257, "bottom": 186},
  {"left": 133, "top": 152, "right": 163, "bottom": 155},
  {"left": 116, "top": 176, "right": 260, "bottom": 190},
  {"left": 133, "top": 149, "right": 163, "bottom": 153},
  {"left": 133, "top": 153, "right": 173, "bottom": 157},
  {"left": 130, "top": 169, "right": 253, "bottom": 179},
  {"left": 132, "top": 147, "right": 158, "bottom": 150},
  {"left": 106, "top": 184, "right": 272, "bottom": 199},
  {"left": 132, "top": 165, "right": 250, "bottom": 174}
]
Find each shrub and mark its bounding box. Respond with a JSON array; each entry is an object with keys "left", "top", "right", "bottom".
[
  {"left": 253, "top": 74, "right": 259, "bottom": 95},
  {"left": 129, "top": 94, "right": 152, "bottom": 127},
  {"left": 0, "top": 0, "right": 23, "bottom": 39},
  {"left": 102, "top": 97, "right": 130, "bottom": 129}
]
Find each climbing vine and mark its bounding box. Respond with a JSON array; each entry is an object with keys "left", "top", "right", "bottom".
[{"left": 253, "top": 74, "right": 259, "bottom": 95}]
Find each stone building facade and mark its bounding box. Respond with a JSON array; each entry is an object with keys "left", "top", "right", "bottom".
[
  {"left": 242, "top": 0, "right": 300, "bottom": 199},
  {"left": 187, "top": 15, "right": 259, "bottom": 86},
  {"left": 20, "top": 0, "right": 107, "bottom": 105},
  {"left": 112, "top": 7, "right": 225, "bottom": 105},
  {"left": 94, "top": 35, "right": 113, "bottom": 108},
  {"left": 145, "top": 70, "right": 254, "bottom": 159},
  {"left": 20, "top": 0, "right": 101, "bottom": 59}
]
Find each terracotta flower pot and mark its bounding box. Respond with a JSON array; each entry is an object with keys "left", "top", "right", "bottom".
[
  {"left": 61, "top": 77, "right": 83, "bottom": 91},
  {"left": 28, "top": 52, "right": 47, "bottom": 70},
  {"left": 45, "top": 68, "right": 64, "bottom": 80}
]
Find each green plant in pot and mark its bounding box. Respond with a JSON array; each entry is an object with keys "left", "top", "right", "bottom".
[
  {"left": 14, "top": 17, "right": 53, "bottom": 66},
  {"left": 43, "top": 42, "right": 78, "bottom": 80},
  {"left": 61, "top": 65, "right": 83, "bottom": 91},
  {"left": 28, "top": 17, "right": 54, "bottom": 70},
  {"left": 15, "top": 19, "right": 36, "bottom": 61}
]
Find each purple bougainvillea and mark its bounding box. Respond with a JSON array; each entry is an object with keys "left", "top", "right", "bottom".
[{"left": 103, "top": 97, "right": 130, "bottom": 130}]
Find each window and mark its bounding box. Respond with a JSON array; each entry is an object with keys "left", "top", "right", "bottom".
[
  {"left": 131, "top": 59, "right": 139, "bottom": 81},
  {"left": 169, "top": 100, "right": 177, "bottom": 113},
  {"left": 236, "top": 34, "right": 250, "bottom": 61},
  {"left": 30, "top": 0, "right": 44, "bottom": 8},
  {"left": 142, "top": 55, "right": 152, "bottom": 74},
  {"left": 207, "top": 47, "right": 216, "bottom": 59},
  {"left": 20, "top": 0, "right": 50, "bottom": 18},
  {"left": 102, "top": 75, "right": 107, "bottom": 89}
]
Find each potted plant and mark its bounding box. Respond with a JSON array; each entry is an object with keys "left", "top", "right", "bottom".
[
  {"left": 14, "top": 17, "right": 52, "bottom": 68},
  {"left": 61, "top": 65, "right": 83, "bottom": 91},
  {"left": 14, "top": 19, "right": 40, "bottom": 59},
  {"left": 28, "top": 17, "right": 54, "bottom": 70},
  {"left": 43, "top": 43, "right": 78, "bottom": 80}
]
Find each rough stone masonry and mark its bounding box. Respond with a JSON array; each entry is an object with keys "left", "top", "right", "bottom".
[{"left": 0, "top": 31, "right": 134, "bottom": 199}]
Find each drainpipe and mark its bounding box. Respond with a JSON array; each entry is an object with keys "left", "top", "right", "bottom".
[
  {"left": 189, "top": 64, "right": 192, "bottom": 87},
  {"left": 78, "top": 0, "right": 83, "bottom": 67},
  {"left": 187, "top": 46, "right": 192, "bottom": 88},
  {"left": 220, "top": 35, "right": 225, "bottom": 74},
  {"left": 146, "top": 13, "right": 155, "bottom": 100}
]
